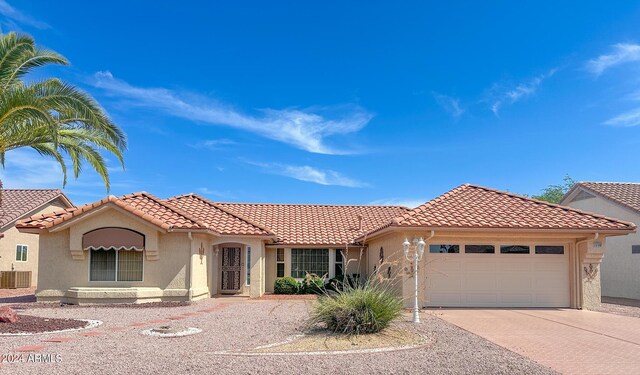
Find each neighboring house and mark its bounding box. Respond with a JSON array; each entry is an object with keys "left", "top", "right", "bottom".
[
  {"left": 16, "top": 184, "right": 634, "bottom": 309},
  {"left": 0, "top": 189, "right": 74, "bottom": 286},
  {"left": 561, "top": 182, "right": 640, "bottom": 300}
]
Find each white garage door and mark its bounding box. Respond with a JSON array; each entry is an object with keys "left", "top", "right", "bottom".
[{"left": 425, "top": 244, "right": 570, "bottom": 307}]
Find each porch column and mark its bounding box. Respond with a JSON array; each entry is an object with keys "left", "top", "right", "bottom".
[
  {"left": 579, "top": 238, "right": 606, "bottom": 310},
  {"left": 249, "top": 241, "right": 265, "bottom": 298}
]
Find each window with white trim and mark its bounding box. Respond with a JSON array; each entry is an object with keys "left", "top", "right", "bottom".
[
  {"left": 90, "top": 249, "right": 143, "bottom": 281},
  {"left": 276, "top": 248, "right": 285, "bottom": 277},
  {"left": 246, "top": 247, "right": 251, "bottom": 285},
  {"left": 15, "top": 245, "right": 28, "bottom": 262},
  {"left": 291, "top": 249, "right": 329, "bottom": 278}
]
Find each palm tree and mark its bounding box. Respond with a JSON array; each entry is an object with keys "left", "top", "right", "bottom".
[{"left": 0, "top": 32, "right": 126, "bottom": 203}]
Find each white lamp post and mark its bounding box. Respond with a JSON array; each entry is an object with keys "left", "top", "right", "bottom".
[{"left": 403, "top": 237, "right": 426, "bottom": 323}]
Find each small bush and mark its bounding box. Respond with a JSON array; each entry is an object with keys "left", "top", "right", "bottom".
[
  {"left": 309, "top": 280, "right": 403, "bottom": 334},
  {"left": 274, "top": 277, "right": 299, "bottom": 294},
  {"left": 300, "top": 274, "right": 324, "bottom": 294}
]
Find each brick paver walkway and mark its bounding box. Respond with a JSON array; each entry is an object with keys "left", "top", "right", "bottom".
[{"left": 432, "top": 308, "right": 640, "bottom": 375}]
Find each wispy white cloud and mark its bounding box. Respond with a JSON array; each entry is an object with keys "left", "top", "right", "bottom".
[
  {"left": 0, "top": 0, "right": 49, "bottom": 29},
  {"left": 368, "top": 197, "right": 425, "bottom": 208},
  {"left": 246, "top": 161, "right": 367, "bottom": 188},
  {"left": 0, "top": 149, "right": 64, "bottom": 188},
  {"left": 91, "top": 71, "right": 373, "bottom": 155},
  {"left": 190, "top": 138, "right": 236, "bottom": 150},
  {"left": 586, "top": 43, "right": 640, "bottom": 76},
  {"left": 433, "top": 93, "right": 465, "bottom": 119},
  {"left": 197, "top": 187, "right": 237, "bottom": 199},
  {"left": 604, "top": 108, "right": 640, "bottom": 127},
  {"left": 487, "top": 69, "right": 557, "bottom": 115}
]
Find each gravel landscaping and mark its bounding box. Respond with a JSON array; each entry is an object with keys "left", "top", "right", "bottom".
[
  {"left": 596, "top": 297, "right": 640, "bottom": 318},
  {"left": 0, "top": 315, "right": 88, "bottom": 334},
  {"left": 0, "top": 299, "right": 557, "bottom": 374}
]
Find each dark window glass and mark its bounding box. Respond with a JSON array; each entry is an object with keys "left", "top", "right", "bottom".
[
  {"left": 90, "top": 249, "right": 116, "bottom": 281},
  {"left": 535, "top": 245, "right": 565, "bottom": 255},
  {"left": 335, "top": 250, "right": 343, "bottom": 262},
  {"left": 465, "top": 245, "right": 495, "bottom": 254},
  {"left": 291, "top": 249, "right": 329, "bottom": 278},
  {"left": 500, "top": 245, "right": 530, "bottom": 254},
  {"left": 276, "top": 248, "right": 284, "bottom": 262},
  {"left": 632, "top": 245, "right": 640, "bottom": 254},
  {"left": 429, "top": 244, "right": 460, "bottom": 253},
  {"left": 276, "top": 263, "right": 285, "bottom": 278}
]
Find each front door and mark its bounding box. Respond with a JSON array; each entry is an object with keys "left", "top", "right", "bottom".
[{"left": 221, "top": 247, "right": 241, "bottom": 293}]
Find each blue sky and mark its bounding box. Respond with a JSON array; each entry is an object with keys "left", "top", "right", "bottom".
[{"left": 1, "top": 1, "right": 640, "bottom": 206}]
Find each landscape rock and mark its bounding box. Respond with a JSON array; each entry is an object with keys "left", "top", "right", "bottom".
[{"left": 0, "top": 306, "right": 19, "bottom": 323}]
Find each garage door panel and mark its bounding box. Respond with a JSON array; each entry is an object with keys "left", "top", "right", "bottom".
[
  {"left": 428, "top": 292, "right": 463, "bottom": 306},
  {"left": 462, "top": 275, "right": 497, "bottom": 289},
  {"left": 499, "top": 293, "right": 533, "bottom": 305},
  {"left": 465, "top": 293, "right": 498, "bottom": 305},
  {"left": 462, "top": 260, "right": 495, "bottom": 272},
  {"left": 497, "top": 274, "right": 533, "bottom": 290},
  {"left": 428, "top": 276, "right": 462, "bottom": 291},
  {"left": 426, "top": 249, "right": 569, "bottom": 308}
]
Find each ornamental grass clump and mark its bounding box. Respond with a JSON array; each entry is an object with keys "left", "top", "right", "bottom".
[{"left": 310, "top": 280, "right": 403, "bottom": 335}]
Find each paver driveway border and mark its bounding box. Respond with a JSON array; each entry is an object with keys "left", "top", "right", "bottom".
[{"left": 429, "top": 308, "right": 640, "bottom": 375}]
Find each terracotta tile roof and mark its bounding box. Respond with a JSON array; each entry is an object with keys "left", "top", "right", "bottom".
[
  {"left": 567, "top": 182, "right": 640, "bottom": 213},
  {"left": 0, "top": 189, "right": 73, "bottom": 228},
  {"left": 165, "top": 194, "right": 273, "bottom": 236},
  {"left": 218, "top": 201, "right": 409, "bottom": 245},
  {"left": 361, "top": 184, "right": 635, "bottom": 239},
  {"left": 16, "top": 192, "right": 205, "bottom": 232}
]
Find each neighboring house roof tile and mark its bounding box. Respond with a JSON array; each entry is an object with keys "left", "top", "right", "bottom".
[
  {"left": 16, "top": 192, "right": 205, "bottom": 232},
  {"left": 361, "top": 184, "right": 635, "bottom": 239},
  {"left": 218, "top": 201, "right": 409, "bottom": 245},
  {"left": 565, "top": 182, "right": 640, "bottom": 214},
  {"left": 0, "top": 189, "right": 73, "bottom": 228},
  {"left": 165, "top": 194, "right": 273, "bottom": 236}
]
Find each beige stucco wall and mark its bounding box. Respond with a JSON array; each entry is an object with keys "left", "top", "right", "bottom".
[
  {"left": 565, "top": 194, "right": 640, "bottom": 300},
  {"left": 265, "top": 247, "right": 276, "bottom": 293},
  {"left": 0, "top": 198, "right": 70, "bottom": 286},
  {"left": 366, "top": 232, "right": 418, "bottom": 302},
  {"left": 35, "top": 206, "right": 193, "bottom": 303}
]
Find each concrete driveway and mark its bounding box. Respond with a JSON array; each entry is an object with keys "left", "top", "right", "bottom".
[{"left": 430, "top": 308, "right": 640, "bottom": 375}]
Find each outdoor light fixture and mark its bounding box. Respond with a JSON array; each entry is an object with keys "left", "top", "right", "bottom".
[{"left": 404, "top": 237, "right": 426, "bottom": 323}]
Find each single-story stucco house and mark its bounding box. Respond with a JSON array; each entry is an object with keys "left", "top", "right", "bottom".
[
  {"left": 16, "top": 183, "right": 635, "bottom": 309},
  {"left": 0, "top": 189, "right": 74, "bottom": 286},
  {"left": 561, "top": 182, "right": 640, "bottom": 300}
]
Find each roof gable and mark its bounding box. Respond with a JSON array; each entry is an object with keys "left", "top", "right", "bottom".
[
  {"left": 0, "top": 189, "right": 73, "bottom": 228},
  {"left": 16, "top": 192, "right": 205, "bottom": 232},
  {"left": 361, "top": 184, "right": 635, "bottom": 239},
  {"left": 563, "top": 182, "right": 640, "bottom": 214}
]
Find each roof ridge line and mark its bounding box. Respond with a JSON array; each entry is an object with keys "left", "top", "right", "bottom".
[
  {"left": 176, "top": 194, "right": 275, "bottom": 235},
  {"left": 133, "top": 192, "right": 208, "bottom": 229},
  {"left": 219, "top": 202, "right": 408, "bottom": 208},
  {"left": 464, "top": 184, "right": 636, "bottom": 227}
]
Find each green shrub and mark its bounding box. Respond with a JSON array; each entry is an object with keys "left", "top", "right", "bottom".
[
  {"left": 309, "top": 280, "right": 403, "bottom": 334},
  {"left": 274, "top": 276, "right": 299, "bottom": 294},
  {"left": 300, "top": 274, "right": 324, "bottom": 294}
]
